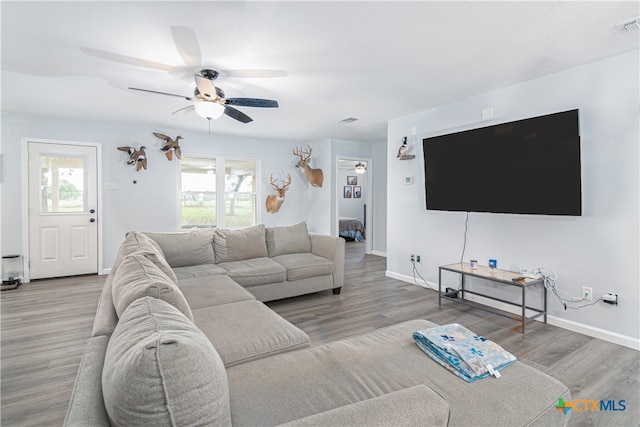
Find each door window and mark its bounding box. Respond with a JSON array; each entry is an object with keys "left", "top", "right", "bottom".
[{"left": 40, "top": 155, "right": 86, "bottom": 213}]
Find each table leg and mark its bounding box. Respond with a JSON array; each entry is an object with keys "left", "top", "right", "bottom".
[
  {"left": 521, "top": 285, "right": 526, "bottom": 334},
  {"left": 438, "top": 268, "right": 442, "bottom": 307},
  {"left": 461, "top": 274, "right": 465, "bottom": 299},
  {"left": 543, "top": 285, "right": 547, "bottom": 324}
]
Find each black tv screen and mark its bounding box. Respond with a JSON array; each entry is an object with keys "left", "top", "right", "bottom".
[{"left": 423, "top": 109, "right": 581, "bottom": 216}]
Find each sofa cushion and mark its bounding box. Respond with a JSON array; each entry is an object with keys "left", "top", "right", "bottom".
[
  {"left": 226, "top": 319, "right": 570, "bottom": 427},
  {"left": 179, "top": 275, "right": 255, "bottom": 310},
  {"left": 192, "top": 300, "right": 310, "bottom": 366},
  {"left": 280, "top": 385, "right": 450, "bottom": 427},
  {"left": 143, "top": 228, "right": 216, "bottom": 268},
  {"left": 111, "top": 253, "right": 193, "bottom": 321},
  {"left": 172, "top": 263, "right": 227, "bottom": 279},
  {"left": 102, "top": 297, "right": 231, "bottom": 427},
  {"left": 266, "top": 221, "right": 311, "bottom": 257},
  {"left": 213, "top": 224, "right": 268, "bottom": 263},
  {"left": 271, "top": 253, "right": 335, "bottom": 281},
  {"left": 216, "top": 257, "right": 286, "bottom": 287},
  {"left": 114, "top": 231, "right": 177, "bottom": 284}
]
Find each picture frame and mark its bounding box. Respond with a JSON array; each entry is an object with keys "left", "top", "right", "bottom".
[
  {"left": 343, "top": 186, "right": 352, "bottom": 198},
  {"left": 347, "top": 176, "right": 357, "bottom": 185},
  {"left": 353, "top": 186, "right": 362, "bottom": 198}
]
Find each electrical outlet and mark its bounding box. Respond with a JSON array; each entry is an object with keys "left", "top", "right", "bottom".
[
  {"left": 582, "top": 286, "right": 592, "bottom": 301},
  {"left": 416, "top": 255, "right": 421, "bottom": 263},
  {"left": 603, "top": 293, "right": 618, "bottom": 305},
  {"left": 410, "top": 254, "right": 415, "bottom": 262}
]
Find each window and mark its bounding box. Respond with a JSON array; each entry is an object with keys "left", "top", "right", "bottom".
[
  {"left": 224, "top": 159, "right": 257, "bottom": 228},
  {"left": 180, "top": 156, "right": 257, "bottom": 228},
  {"left": 40, "top": 155, "right": 86, "bottom": 213}
]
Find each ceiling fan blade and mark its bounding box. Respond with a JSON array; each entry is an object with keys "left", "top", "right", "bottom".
[
  {"left": 194, "top": 75, "right": 217, "bottom": 100},
  {"left": 80, "top": 47, "right": 175, "bottom": 71},
  {"left": 172, "top": 105, "right": 195, "bottom": 116},
  {"left": 225, "top": 98, "right": 279, "bottom": 108},
  {"left": 223, "top": 105, "right": 253, "bottom": 123},
  {"left": 171, "top": 26, "right": 202, "bottom": 68},
  {"left": 129, "top": 87, "right": 193, "bottom": 101},
  {"left": 220, "top": 69, "right": 288, "bottom": 78}
]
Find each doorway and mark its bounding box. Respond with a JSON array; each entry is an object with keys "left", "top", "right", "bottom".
[
  {"left": 336, "top": 158, "right": 372, "bottom": 254},
  {"left": 24, "top": 140, "right": 102, "bottom": 281}
]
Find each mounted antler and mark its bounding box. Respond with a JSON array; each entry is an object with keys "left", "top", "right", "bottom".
[
  {"left": 265, "top": 174, "right": 292, "bottom": 213},
  {"left": 293, "top": 145, "right": 323, "bottom": 187}
]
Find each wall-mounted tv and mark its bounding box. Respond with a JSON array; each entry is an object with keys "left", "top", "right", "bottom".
[{"left": 422, "top": 109, "right": 581, "bottom": 216}]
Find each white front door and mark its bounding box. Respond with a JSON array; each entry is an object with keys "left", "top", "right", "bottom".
[{"left": 28, "top": 142, "right": 98, "bottom": 279}]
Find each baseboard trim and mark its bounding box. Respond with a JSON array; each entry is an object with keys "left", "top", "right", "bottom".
[
  {"left": 371, "top": 250, "right": 387, "bottom": 257},
  {"left": 386, "top": 271, "right": 438, "bottom": 291},
  {"left": 385, "top": 270, "right": 640, "bottom": 351}
]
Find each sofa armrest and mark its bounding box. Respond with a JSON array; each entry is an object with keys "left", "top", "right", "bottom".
[
  {"left": 63, "top": 336, "right": 111, "bottom": 427},
  {"left": 310, "top": 233, "right": 345, "bottom": 288},
  {"left": 90, "top": 274, "right": 118, "bottom": 337},
  {"left": 279, "top": 385, "right": 450, "bottom": 427}
]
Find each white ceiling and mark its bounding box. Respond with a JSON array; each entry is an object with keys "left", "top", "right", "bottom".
[{"left": 2, "top": 1, "right": 638, "bottom": 143}]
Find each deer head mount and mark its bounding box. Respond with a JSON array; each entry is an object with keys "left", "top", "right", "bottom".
[
  {"left": 293, "top": 145, "right": 323, "bottom": 187},
  {"left": 265, "top": 174, "right": 292, "bottom": 213}
]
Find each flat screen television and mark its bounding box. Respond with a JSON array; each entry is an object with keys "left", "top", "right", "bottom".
[{"left": 422, "top": 109, "right": 581, "bottom": 216}]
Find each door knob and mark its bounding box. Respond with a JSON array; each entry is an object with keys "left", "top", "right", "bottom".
[
  {"left": 90, "top": 209, "right": 96, "bottom": 214},
  {"left": 90, "top": 218, "right": 96, "bottom": 223}
]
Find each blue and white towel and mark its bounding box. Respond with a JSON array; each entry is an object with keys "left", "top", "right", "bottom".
[{"left": 413, "top": 323, "right": 517, "bottom": 383}]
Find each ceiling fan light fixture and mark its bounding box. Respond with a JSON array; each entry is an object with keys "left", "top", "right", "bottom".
[
  {"left": 354, "top": 161, "right": 366, "bottom": 174},
  {"left": 194, "top": 100, "right": 225, "bottom": 120}
]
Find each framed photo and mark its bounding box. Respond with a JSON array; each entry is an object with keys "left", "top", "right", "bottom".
[
  {"left": 353, "top": 186, "right": 362, "bottom": 198},
  {"left": 343, "top": 186, "right": 352, "bottom": 198},
  {"left": 347, "top": 176, "right": 357, "bottom": 185}
]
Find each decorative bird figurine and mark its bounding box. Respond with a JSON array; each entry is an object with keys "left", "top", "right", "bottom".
[
  {"left": 153, "top": 132, "right": 183, "bottom": 161},
  {"left": 397, "top": 136, "right": 409, "bottom": 159},
  {"left": 117, "top": 146, "right": 147, "bottom": 171}
]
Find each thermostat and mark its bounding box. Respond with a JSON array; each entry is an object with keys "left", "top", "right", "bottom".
[{"left": 404, "top": 176, "right": 414, "bottom": 185}]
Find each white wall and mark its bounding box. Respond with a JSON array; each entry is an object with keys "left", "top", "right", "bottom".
[
  {"left": 0, "top": 115, "right": 332, "bottom": 269},
  {"left": 371, "top": 141, "right": 387, "bottom": 256},
  {"left": 387, "top": 50, "right": 639, "bottom": 345},
  {"left": 1, "top": 114, "right": 389, "bottom": 270}
]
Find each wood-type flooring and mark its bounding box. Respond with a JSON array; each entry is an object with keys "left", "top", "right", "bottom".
[{"left": 1, "top": 242, "right": 638, "bottom": 426}]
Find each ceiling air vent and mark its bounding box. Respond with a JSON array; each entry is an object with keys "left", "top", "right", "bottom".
[
  {"left": 339, "top": 117, "right": 358, "bottom": 124},
  {"left": 617, "top": 17, "right": 640, "bottom": 32}
]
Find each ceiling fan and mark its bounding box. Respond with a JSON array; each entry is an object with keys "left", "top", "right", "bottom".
[
  {"left": 80, "top": 26, "right": 285, "bottom": 123},
  {"left": 81, "top": 26, "right": 287, "bottom": 80},
  {"left": 129, "top": 69, "right": 279, "bottom": 123}
]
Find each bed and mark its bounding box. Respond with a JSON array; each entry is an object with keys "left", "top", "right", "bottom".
[{"left": 339, "top": 217, "right": 365, "bottom": 242}]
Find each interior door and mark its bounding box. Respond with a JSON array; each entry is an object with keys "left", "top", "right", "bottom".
[{"left": 28, "top": 142, "right": 98, "bottom": 279}]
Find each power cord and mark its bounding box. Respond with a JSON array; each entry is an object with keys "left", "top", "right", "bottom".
[
  {"left": 532, "top": 267, "right": 599, "bottom": 310},
  {"left": 457, "top": 211, "right": 469, "bottom": 289},
  {"left": 411, "top": 258, "right": 436, "bottom": 291},
  {"left": 460, "top": 211, "right": 469, "bottom": 265}
]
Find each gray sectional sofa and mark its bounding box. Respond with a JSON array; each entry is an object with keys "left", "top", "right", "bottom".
[{"left": 65, "top": 222, "right": 571, "bottom": 426}]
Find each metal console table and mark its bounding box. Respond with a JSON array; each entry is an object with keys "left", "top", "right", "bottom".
[{"left": 438, "top": 263, "right": 547, "bottom": 333}]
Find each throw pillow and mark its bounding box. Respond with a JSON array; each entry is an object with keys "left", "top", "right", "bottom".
[
  {"left": 213, "top": 224, "right": 268, "bottom": 263},
  {"left": 265, "top": 221, "right": 311, "bottom": 257},
  {"left": 111, "top": 253, "right": 193, "bottom": 321},
  {"left": 103, "top": 297, "right": 231, "bottom": 427},
  {"left": 143, "top": 228, "right": 216, "bottom": 268}
]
